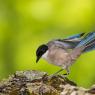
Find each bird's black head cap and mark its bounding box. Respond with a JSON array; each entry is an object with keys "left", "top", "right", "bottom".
[{"left": 36, "top": 44, "right": 48, "bottom": 63}]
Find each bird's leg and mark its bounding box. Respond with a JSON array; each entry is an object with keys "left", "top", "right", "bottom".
[
  {"left": 58, "top": 67, "right": 70, "bottom": 79},
  {"left": 49, "top": 68, "right": 64, "bottom": 78},
  {"left": 63, "top": 67, "right": 70, "bottom": 75},
  {"left": 49, "top": 67, "right": 70, "bottom": 79},
  {"left": 53, "top": 68, "right": 64, "bottom": 76}
]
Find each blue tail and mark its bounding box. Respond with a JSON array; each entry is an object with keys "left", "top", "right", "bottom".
[{"left": 76, "top": 32, "right": 95, "bottom": 52}]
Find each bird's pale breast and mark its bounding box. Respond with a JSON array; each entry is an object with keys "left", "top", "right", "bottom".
[{"left": 47, "top": 48, "right": 72, "bottom": 67}]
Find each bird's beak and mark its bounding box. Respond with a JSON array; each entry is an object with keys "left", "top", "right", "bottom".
[{"left": 36, "top": 56, "right": 41, "bottom": 63}]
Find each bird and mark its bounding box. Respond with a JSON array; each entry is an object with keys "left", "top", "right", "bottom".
[{"left": 36, "top": 32, "right": 95, "bottom": 76}]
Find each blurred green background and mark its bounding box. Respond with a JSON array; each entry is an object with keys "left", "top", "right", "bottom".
[{"left": 0, "top": 0, "right": 95, "bottom": 88}]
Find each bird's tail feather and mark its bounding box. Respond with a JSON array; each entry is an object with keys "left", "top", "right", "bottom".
[{"left": 76, "top": 32, "right": 95, "bottom": 52}]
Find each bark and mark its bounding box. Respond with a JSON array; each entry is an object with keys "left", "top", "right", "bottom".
[{"left": 0, "top": 70, "right": 95, "bottom": 95}]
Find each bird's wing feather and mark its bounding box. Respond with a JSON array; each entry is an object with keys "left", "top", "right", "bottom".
[
  {"left": 76, "top": 32, "right": 95, "bottom": 52},
  {"left": 57, "top": 33, "right": 85, "bottom": 49},
  {"left": 53, "top": 33, "right": 85, "bottom": 49},
  {"left": 63, "top": 33, "right": 85, "bottom": 42}
]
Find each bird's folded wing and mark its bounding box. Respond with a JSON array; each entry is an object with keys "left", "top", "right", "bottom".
[
  {"left": 63, "top": 33, "right": 85, "bottom": 42},
  {"left": 54, "top": 33, "right": 85, "bottom": 49}
]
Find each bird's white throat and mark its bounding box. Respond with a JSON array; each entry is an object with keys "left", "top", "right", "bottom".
[{"left": 42, "top": 50, "right": 49, "bottom": 59}]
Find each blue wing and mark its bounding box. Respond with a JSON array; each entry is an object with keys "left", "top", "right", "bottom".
[
  {"left": 76, "top": 32, "right": 95, "bottom": 52},
  {"left": 64, "top": 33, "right": 85, "bottom": 41},
  {"left": 53, "top": 33, "right": 85, "bottom": 49},
  {"left": 53, "top": 32, "right": 95, "bottom": 52}
]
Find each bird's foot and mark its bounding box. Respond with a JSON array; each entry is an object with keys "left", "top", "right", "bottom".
[
  {"left": 58, "top": 74, "right": 67, "bottom": 79},
  {"left": 48, "top": 74, "right": 58, "bottom": 79},
  {"left": 48, "top": 74, "right": 67, "bottom": 80},
  {"left": 63, "top": 73, "right": 68, "bottom": 75}
]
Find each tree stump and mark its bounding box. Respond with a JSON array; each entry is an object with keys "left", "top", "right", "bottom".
[{"left": 0, "top": 70, "right": 95, "bottom": 95}]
